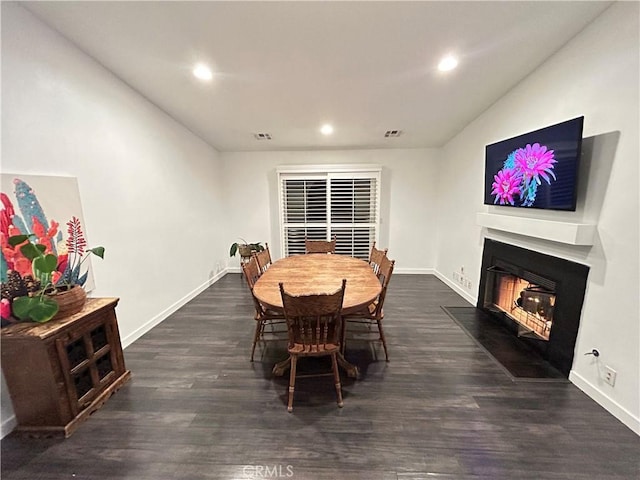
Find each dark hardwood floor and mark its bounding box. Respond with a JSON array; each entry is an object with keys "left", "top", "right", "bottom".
[
  {"left": 442, "top": 307, "right": 566, "bottom": 380},
  {"left": 2, "top": 274, "right": 639, "bottom": 479}
]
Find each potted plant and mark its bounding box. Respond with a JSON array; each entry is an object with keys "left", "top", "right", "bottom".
[
  {"left": 229, "top": 238, "right": 264, "bottom": 258},
  {"left": 1, "top": 216, "right": 105, "bottom": 323}
]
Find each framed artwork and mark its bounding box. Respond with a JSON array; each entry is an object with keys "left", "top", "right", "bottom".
[{"left": 1, "top": 174, "right": 97, "bottom": 290}]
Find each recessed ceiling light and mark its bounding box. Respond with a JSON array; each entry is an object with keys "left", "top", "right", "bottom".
[
  {"left": 320, "top": 124, "right": 334, "bottom": 135},
  {"left": 192, "top": 63, "right": 213, "bottom": 81},
  {"left": 438, "top": 55, "right": 458, "bottom": 72}
]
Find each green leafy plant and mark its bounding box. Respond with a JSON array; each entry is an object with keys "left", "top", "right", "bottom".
[
  {"left": 7, "top": 232, "right": 104, "bottom": 323},
  {"left": 229, "top": 238, "right": 264, "bottom": 257},
  {"left": 8, "top": 234, "right": 59, "bottom": 322},
  {"left": 1, "top": 183, "right": 104, "bottom": 325}
]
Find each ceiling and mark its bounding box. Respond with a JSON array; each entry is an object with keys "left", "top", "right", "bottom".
[{"left": 23, "top": 1, "right": 612, "bottom": 152}]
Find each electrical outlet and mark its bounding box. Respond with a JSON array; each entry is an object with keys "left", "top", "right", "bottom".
[
  {"left": 465, "top": 279, "right": 472, "bottom": 290},
  {"left": 604, "top": 366, "right": 616, "bottom": 386}
]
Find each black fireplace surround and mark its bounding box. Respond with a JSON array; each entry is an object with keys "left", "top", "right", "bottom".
[{"left": 478, "top": 239, "right": 590, "bottom": 377}]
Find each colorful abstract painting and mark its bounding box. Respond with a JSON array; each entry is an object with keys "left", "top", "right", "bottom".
[{"left": 1, "top": 174, "right": 96, "bottom": 290}]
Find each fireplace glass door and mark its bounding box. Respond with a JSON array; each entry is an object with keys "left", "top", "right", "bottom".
[{"left": 483, "top": 266, "right": 556, "bottom": 341}]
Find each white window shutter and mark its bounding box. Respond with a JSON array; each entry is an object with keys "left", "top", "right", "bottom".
[{"left": 279, "top": 167, "right": 380, "bottom": 259}]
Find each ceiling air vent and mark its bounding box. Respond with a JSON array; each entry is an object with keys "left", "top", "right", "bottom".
[
  {"left": 254, "top": 133, "right": 272, "bottom": 140},
  {"left": 384, "top": 130, "right": 402, "bottom": 138}
]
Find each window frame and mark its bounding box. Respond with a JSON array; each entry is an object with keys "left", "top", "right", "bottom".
[{"left": 277, "top": 164, "right": 382, "bottom": 259}]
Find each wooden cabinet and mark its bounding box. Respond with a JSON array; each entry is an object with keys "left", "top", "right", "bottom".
[{"left": 1, "top": 298, "right": 131, "bottom": 438}]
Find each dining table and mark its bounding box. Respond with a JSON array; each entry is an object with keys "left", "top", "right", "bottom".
[{"left": 253, "top": 253, "right": 382, "bottom": 378}]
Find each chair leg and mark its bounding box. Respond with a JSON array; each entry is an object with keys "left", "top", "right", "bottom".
[
  {"left": 331, "top": 353, "right": 344, "bottom": 408},
  {"left": 377, "top": 319, "right": 389, "bottom": 362},
  {"left": 287, "top": 355, "right": 297, "bottom": 413},
  {"left": 250, "top": 320, "right": 263, "bottom": 362},
  {"left": 340, "top": 320, "right": 347, "bottom": 355}
]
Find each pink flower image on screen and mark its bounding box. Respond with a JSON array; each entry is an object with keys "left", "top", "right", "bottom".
[
  {"left": 514, "top": 143, "right": 556, "bottom": 185},
  {"left": 491, "top": 168, "right": 522, "bottom": 205}
]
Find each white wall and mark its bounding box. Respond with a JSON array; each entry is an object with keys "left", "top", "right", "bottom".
[
  {"left": 221, "top": 149, "right": 439, "bottom": 273},
  {"left": 435, "top": 2, "right": 639, "bottom": 434},
  {"left": 1, "top": 4, "right": 228, "bottom": 435},
  {"left": 2, "top": 0, "right": 638, "bottom": 438}
]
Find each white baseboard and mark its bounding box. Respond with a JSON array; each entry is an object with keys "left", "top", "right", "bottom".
[
  {"left": 431, "top": 271, "right": 638, "bottom": 436},
  {"left": 0, "top": 271, "right": 228, "bottom": 440},
  {"left": 231, "top": 266, "right": 436, "bottom": 275},
  {"left": 5, "top": 269, "right": 636, "bottom": 440},
  {"left": 233, "top": 266, "right": 440, "bottom": 276},
  {"left": 433, "top": 269, "right": 477, "bottom": 305},
  {"left": 570, "top": 371, "right": 640, "bottom": 436},
  {"left": 394, "top": 267, "right": 434, "bottom": 275},
  {"left": 121, "top": 269, "right": 227, "bottom": 348},
  {"left": 230, "top": 265, "right": 475, "bottom": 308}
]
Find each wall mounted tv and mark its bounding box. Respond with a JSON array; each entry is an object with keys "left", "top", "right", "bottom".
[{"left": 484, "top": 116, "right": 584, "bottom": 211}]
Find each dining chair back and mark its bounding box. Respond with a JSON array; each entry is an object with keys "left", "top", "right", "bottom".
[
  {"left": 242, "top": 256, "right": 286, "bottom": 361},
  {"left": 279, "top": 278, "right": 347, "bottom": 412},
  {"left": 305, "top": 236, "right": 337, "bottom": 254},
  {"left": 254, "top": 243, "right": 272, "bottom": 274},
  {"left": 368, "top": 242, "right": 388, "bottom": 276},
  {"left": 242, "top": 254, "right": 261, "bottom": 289},
  {"left": 343, "top": 255, "right": 395, "bottom": 361},
  {"left": 374, "top": 254, "right": 394, "bottom": 314}
]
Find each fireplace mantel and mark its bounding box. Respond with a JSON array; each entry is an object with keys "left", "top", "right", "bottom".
[{"left": 477, "top": 213, "right": 596, "bottom": 246}]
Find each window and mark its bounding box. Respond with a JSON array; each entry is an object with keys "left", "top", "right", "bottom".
[{"left": 278, "top": 166, "right": 381, "bottom": 258}]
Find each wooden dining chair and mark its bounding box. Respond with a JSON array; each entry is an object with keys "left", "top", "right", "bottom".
[
  {"left": 342, "top": 255, "right": 394, "bottom": 361},
  {"left": 254, "top": 242, "right": 272, "bottom": 274},
  {"left": 368, "top": 242, "right": 388, "bottom": 276},
  {"left": 242, "top": 255, "right": 286, "bottom": 362},
  {"left": 305, "top": 236, "right": 337, "bottom": 254},
  {"left": 279, "top": 279, "right": 347, "bottom": 412}
]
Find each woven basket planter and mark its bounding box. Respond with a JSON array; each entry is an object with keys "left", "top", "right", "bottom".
[
  {"left": 238, "top": 244, "right": 254, "bottom": 258},
  {"left": 49, "top": 284, "right": 87, "bottom": 320}
]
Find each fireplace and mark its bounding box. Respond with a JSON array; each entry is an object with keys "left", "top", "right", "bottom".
[
  {"left": 477, "top": 239, "right": 589, "bottom": 377},
  {"left": 484, "top": 262, "right": 556, "bottom": 341}
]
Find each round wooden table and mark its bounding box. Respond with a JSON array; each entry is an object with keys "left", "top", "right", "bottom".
[
  {"left": 253, "top": 254, "right": 382, "bottom": 378},
  {"left": 253, "top": 254, "right": 381, "bottom": 314}
]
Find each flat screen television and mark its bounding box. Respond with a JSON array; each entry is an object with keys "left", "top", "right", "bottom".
[{"left": 484, "top": 116, "right": 584, "bottom": 211}]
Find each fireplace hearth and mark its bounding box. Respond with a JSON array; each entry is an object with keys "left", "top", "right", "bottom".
[{"left": 478, "top": 239, "right": 589, "bottom": 377}]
